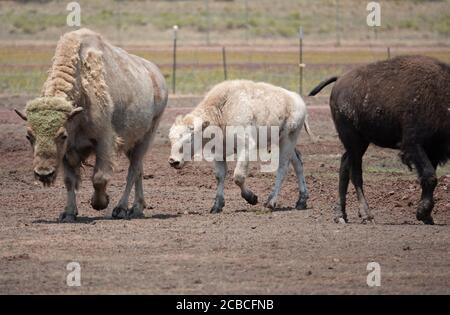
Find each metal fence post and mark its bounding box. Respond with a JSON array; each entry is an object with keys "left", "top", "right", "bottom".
[
  {"left": 205, "top": 0, "right": 211, "bottom": 45},
  {"left": 117, "top": 0, "right": 122, "bottom": 46},
  {"left": 222, "top": 46, "right": 228, "bottom": 80},
  {"left": 244, "top": 0, "right": 249, "bottom": 44},
  {"left": 299, "top": 26, "right": 304, "bottom": 96},
  {"left": 172, "top": 25, "right": 178, "bottom": 94},
  {"left": 336, "top": 0, "right": 341, "bottom": 46}
]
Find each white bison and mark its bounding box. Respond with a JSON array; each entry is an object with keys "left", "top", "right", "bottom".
[
  {"left": 15, "top": 28, "right": 168, "bottom": 222},
  {"left": 168, "top": 80, "right": 312, "bottom": 213}
]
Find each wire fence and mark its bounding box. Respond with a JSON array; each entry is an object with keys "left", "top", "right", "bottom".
[
  {"left": 0, "top": 0, "right": 449, "bottom": 96},
  {"left": 0, "top": 44, "right": 398, "bottom": 96}
]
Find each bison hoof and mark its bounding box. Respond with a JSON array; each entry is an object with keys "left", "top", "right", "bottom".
[
  {"left": 422, "top": 217, "right": 435, "bottom": 225},
  {"left": 112, "top": 206, "right": 128, "bottom": 219},
  {"left": 361, "top": 217, "right": 375, "bottom": 224},
  {"left": 416, "top": 201, "right": 434, "bottom": 225},
  {"left": 333, "top": 204, "right": 347, "bottom": 224},
  {"left": 334, "top": 217, "right": 347, "bottom": 224},
  {"left": 91, "top": 193, "right": 110, "bottom": 211},
  {"left": 210, "top": 196, "right": 224, "bottom": 214},
  {"left": 295, "top": 199, "right": 307, "bottom": 210},
  {"left": 59, "top": 212, "right": 77, "bottom": 223},
  {"left": 127, "top": 205, "right": 145, "bottom": 219},
  {"left": 417, "top": 213, "right": 434, "bottom": 225},
  {"left": 210, "top": 207, "right": 223, "bottom": 214},
  {"left": 242, "top": 192, "right": 258, "bottom": 205},
  {"left": 264, "top": 199, "right": 276, "bottom": 210}
]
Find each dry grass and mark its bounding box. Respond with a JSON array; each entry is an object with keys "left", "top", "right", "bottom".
[
  {"left": 0, "top": 0, "right": 449, "bottom": 45},
  {"left": 1, "top": 44, "right": 449, "bottom": 95},
  {"left": 1, "top": 0, "right": 449, "bottom": 95}
]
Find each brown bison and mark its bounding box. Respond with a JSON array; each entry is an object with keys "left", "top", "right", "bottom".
[
  {"left": 309, "top": 55, "right": 449, "bottom": 225},
  {"left": 14, "top": 28, "right": 168, "bottom": 222}
]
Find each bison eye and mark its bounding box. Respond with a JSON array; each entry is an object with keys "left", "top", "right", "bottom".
[
  {"left": 56, "top": 131, "right": 68, "bottom": 141},
  {"left": 26, "top": 134, "right": 34, "bottom": 143}
]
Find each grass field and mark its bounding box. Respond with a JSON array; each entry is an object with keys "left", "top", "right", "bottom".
[
  {"left": 0, "top": 0, "right": 449, "bottom": 45},
  {"left": 1, "top": 45, "right": 450, "bottom": 95},
  {"left": 0, "top": 0, "right": 449, "bottom": 95}
]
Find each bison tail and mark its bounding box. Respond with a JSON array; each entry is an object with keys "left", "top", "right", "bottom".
[
  {"left": 303, "top": 116, "right": 317, "bottom": 142},
  {"left": 308, "top": 76, "right": 338, "bottom": 96}
]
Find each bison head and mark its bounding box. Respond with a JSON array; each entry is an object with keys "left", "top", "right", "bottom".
[
  {"left": 168, "top": 114, "right": 209, "bottom": 169},
  {"left": 15, "top": 97, "right": 83, "bottom": 186}
]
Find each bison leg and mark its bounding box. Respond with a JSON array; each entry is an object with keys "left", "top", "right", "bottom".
[
  {"left": 112, "top": 140, "right": 149, "bottom": 220},
  {"left": 91, "top": 169, "right": 110, "bottom": 211},
  {"left": 335, "top": 118, "right": 371, "bottom": 223},
  {"left": 112, "top": 164, "right": 137, "bottom": 219},
  {"left": 406, "top": 145, "right": 437, "bottom": 225},
  {"left": 59, "top": 156, "right": 80, "bottom": 223},
  {"left": 211, "top": 160, "right": 227, "bottom": 213},
  {"left": 91, "top": 141, "right": 113, "bottom": 211},
  {"left": 264, "top": 137, "right": 294, "bottom": 210},
  {"left": 129, "top": 129, "right": 159, "bottom": 218},
  {"left": 234, "top": 159, "right": 258, "bottom": 206},
  {"left": 128, "top": 161, "right": 146, "bottom": 218},
  {"left": 334, "top": 152, "right": 350, "bottom": 223},
  {"left": 291, "top": 148, "right": 309, "bottom": 210},
  {"left": 348, "top": 143, "right": 372, "bottom": 223}
]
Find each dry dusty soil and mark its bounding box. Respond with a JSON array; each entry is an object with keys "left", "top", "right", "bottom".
[{"left": 0, "top": 94, "right": 449, "bottom": 294}]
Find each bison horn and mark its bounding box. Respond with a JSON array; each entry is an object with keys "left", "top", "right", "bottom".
[
  {"left": 14, "top": 109, "right": 27, "bottom": 121},
  {"left": 68, "top": 107, "right": 84, "bottom": 120}
]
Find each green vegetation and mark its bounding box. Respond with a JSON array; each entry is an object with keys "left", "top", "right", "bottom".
[
  {"left": 437, "top": 165, "right": 450, "bottom": 177},
  {"left": 1, "top": 46, "right": 450, "bottom": 95},
  {"left": 3, "top": 10, "right": 66, "bottom": 35},
  {"left": 0, "top": 0, "right": 449, "bottom": 95},
  {"left": 434, "top": 13, "right": 450, "bottom": 36},
  {"left": 0, "top": 0, "right": 449, "bottom": 43}
]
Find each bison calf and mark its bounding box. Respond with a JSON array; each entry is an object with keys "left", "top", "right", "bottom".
[
  {"left": 168, "top": 80, "right": 312, "bottom": 213},
  {"left": 309, "top": 55, "right": 450, "bottom": 225}
]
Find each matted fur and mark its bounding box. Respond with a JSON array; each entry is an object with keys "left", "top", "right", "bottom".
[
  {"left": 80, "top": 49, "right": 113, "bottom": 119},
  {"left": 178, "top": 80, "right": 306, "bottom": 132},
  {"left": 21, "top": 28, "right": 168, "bottom": 222},
  {"left": 26, "top": 96, "right": 73, "bottom": 113},
  {"left": 42, "top": 32, "right": 81, "bottom": 101},
  {"left": 26, "top": 97, "right": 73, "bottom": 152}
]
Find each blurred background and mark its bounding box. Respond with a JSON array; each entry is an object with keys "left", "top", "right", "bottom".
[{"left": 0, "top": 0, "right": 449, "bottom": 96}]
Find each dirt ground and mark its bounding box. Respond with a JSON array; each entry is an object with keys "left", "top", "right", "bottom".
[{"left": 0, "top": 94, "right": 449, "bottom": 294}]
